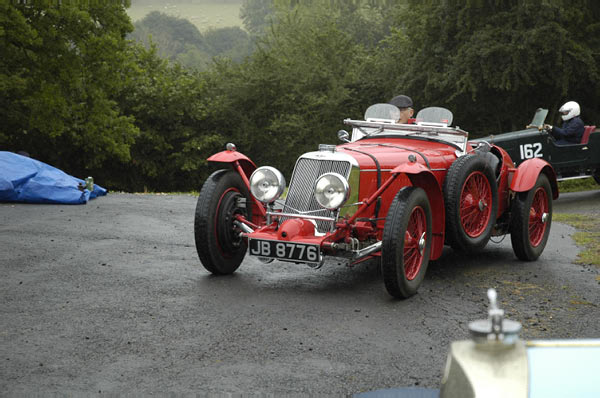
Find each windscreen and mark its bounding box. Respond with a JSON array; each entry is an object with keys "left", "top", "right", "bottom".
[
  {"left": 529, "top": 108, "right": 548, "bottom": 129},
  {"left": 415, "top": 107, "right": 453, "bottom": 126},
  {"left": 364, "top": 103, "right": 401, "bottom": 122}
]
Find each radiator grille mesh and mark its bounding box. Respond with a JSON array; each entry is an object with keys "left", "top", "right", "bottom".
[{"left": 282, "top": 158, "right": 352, "bottom": 233}]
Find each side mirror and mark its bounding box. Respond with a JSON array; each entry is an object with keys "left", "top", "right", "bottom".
[{"left": 337, "top": 130, "right": 350, "bottom": 143}]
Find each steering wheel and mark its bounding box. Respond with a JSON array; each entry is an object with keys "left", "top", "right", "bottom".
[{"left": 541, "top": 126, "right": 557, "bottom": 141}]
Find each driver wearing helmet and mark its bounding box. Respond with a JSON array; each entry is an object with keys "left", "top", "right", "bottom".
[{"left": 544, "top": 101, "right": 585, "bottom": 145}]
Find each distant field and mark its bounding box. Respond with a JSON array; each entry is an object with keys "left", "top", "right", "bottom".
[{"left": 127, "top": 2, "right": 244, "bottom": 32}]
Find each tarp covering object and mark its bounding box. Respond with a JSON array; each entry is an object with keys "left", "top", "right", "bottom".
[{"left": 0, "top": 151, "right": 107, "bottom": 204}]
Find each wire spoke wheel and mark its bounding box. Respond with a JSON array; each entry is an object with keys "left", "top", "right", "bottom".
[
  {"left": 444, "top": 154, "right": 498, "bottom": 252},
  {"left": 382, "top": 187, "right": 432, "bottom": 299},
  {"left": 404, "top": 206, "right": 426, "bottom": 281},
  {"left": 510, "top": 173, "right": 552, "bottom": 261},
  {"left": 528, "top": 187, "right": 549, "bottom": 247},
  {"left": 460, "top": 171, "right": 492, "bottom": 237}
]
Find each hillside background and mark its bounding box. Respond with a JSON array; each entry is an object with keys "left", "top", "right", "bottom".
[{"left": 127, "top": 0, "right": 244, "bottom": 32}]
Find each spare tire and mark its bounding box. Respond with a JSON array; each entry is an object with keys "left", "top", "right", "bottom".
[{"left": 443, "top": 153, "right": 498, "bottom": 252}]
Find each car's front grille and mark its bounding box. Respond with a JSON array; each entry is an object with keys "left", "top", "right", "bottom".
[{"left": 282, "top": 157, "right": 352, "bottom": 233}]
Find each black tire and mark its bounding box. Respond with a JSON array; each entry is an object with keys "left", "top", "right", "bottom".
[
  {"left": 510, "top": 173, "right": 552, "bottom": 261},
  {"left": 593, "top": 170, "right": 600, "bottom": 185},
  {"left": 194, "top": 169, "right": 253, "bottom": 274},
  {"left": 382, "top": 187, "right": 432, "bottom": 299},
  {"left": 443, "top": 154, "right": 498, "bottom": 252}
]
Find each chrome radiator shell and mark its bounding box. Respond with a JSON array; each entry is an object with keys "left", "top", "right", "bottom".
[{"left": 282, "top": 151, "right": 358, "bottom": 233}]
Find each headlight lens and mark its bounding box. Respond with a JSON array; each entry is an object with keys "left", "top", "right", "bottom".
[
  {"left": 249, "top": 166, "right": 286, "bottom": 204},
  {"left": 314, "top": 172, "right": 350, "bottom": 210}
]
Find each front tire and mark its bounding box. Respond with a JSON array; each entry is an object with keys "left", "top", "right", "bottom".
[
  {"left": 510, "top": 173, "right": 552, "bottom": 261},
  {"left": 382, "top": 187, "right": 432, "bottom": 299},
  {"left": 443, "top": 154, "right": 498, "bottom": 252},
  {"left": 194, "top": 169, "right": 253, "bottom": 274}
]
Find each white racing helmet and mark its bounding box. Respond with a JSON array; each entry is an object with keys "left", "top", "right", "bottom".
[{"left": 558, "top": 101, "right": 580, "bottom": 121}]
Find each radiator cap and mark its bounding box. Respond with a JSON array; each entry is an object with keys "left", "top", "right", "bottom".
[
  {"left": 468, "top": 288, "right": 522, "bottom": 345},
  {"left": 319, "top": 144, "right": 336, "bottom": 152}
]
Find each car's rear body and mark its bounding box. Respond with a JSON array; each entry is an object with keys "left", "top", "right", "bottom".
[{"left": 477, "top": 109, "right": 600, "bottom": 181}]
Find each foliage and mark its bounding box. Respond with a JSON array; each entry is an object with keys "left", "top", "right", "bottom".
[
  {"left": 2, "top": 0, "right": 599, "bottom": 193},
  {"left": 0, "top": 2, "right": 139, "bottom": 179},
  {"left": 106, "top": 45, "right": 217, "bottom": 191},
  {"left": 200, "top": 3, "right": 374, "bottom": 178},
  {"left": 389, "top": 0, "right": 600, "bottom": 136},
  {"left": 240, "top": 0, "right": 274, "bottom": 35},
  {"left": 130, "top": 11, "right": 204, "bottom": 58},
  {"left": 130, "top": 11, "right": 253, "bottom": 70},
  {"left": 203, "top": 26, "right": 254, "bottom": 62}
]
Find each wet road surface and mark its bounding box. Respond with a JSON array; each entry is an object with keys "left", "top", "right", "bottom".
[{"left": 1, "top": 190, "right": 598, "bottom": 394}]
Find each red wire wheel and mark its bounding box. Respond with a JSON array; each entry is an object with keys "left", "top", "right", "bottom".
[
  {"left": 528, "top": 186, "right": 549, "bottom": 247},
  {"left": 443, "top": 154, "right": 498, "bottom": 252},
  {"left": 511, "top": 173, "right": 553, "bottom": 261},
  {"left": 403, "top": 206, "right": 427, "bottom": 281},
  {"left": 459, "top": 171, "right": 493, "bottom": 238},
  {"left": 382, "top": 187, "right": 432, "bottom": 299}
]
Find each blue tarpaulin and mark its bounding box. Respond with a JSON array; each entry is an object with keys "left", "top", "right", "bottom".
[{"left": 0, "top": 151, "right": 107, "bottom": 204}]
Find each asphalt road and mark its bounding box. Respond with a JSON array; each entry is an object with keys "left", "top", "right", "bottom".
[{"left": 1, "top": 189, "right": 599, "bottom": 395}]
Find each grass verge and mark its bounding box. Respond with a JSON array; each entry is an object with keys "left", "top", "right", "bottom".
[
  {"left": 553, "top": 213, "right": 600, "bottom": 267},
  {"left": 557, "top": 177, "right": 598, "bottom": 193}
]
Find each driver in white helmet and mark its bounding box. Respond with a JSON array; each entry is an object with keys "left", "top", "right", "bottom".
[{"left": 544, "top": 101, "right": 585, "bottom": 145}]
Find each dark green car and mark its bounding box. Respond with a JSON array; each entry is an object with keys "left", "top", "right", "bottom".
[{"left": 476, "top": 109, "right": 599, "bottom": 183}]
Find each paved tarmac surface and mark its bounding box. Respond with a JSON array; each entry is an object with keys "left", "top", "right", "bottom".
[{"left": 1, "top": 189, "right": 599, "bottom": 395}]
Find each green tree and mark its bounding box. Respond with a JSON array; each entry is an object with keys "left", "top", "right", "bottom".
[
  {"left": 203, "top": 26, "right": 253, "bottom": 63},
  {"left": 240, "top": 0, "right": 274, "bottom": 35},
  {"left": 111, "top": 44, "right": 218, "bottom": 191},
  {"left": 201, "top": 3, "right": 368, "bottom": 178},
  {"left": 0, "top": 2, "right": 139, "bottom": 177},
  {"left": 130, "top": 11, "right": 204, "bottom": 60},
  {"left": 388, "top": 0, "right": 600, "bottom": 135},
  {"left": 130, "top": 11, "right": 253, "bottom": 70}
]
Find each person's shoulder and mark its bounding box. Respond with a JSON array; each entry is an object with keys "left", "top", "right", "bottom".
[{"left": 566, "top": 116, "right": 584, "bottom": 125}]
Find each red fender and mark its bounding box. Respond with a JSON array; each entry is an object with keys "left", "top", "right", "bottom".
[
  {"left": 208, "top": 149, "right": 265, "bottom": 218},
  {"left": 510, "top": 158, "right": 558, "bottom": 200},
  {"left": 208, "top": 150, "right": 257, "bottom": 180},
  {"left": 391, "top": 163, "right": 445, "bottom": 261}
]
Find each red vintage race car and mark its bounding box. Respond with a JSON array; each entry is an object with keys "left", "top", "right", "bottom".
[{"left": 194, "top": 104, "right": 558, "bottom": 298}]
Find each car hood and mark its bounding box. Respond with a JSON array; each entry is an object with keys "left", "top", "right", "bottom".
[{"left": 334, "top": 138, "right": 458, "bottom": 171}]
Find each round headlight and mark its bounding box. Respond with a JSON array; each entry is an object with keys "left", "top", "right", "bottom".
[
  {"left": 314, "top": 172, "right": 350, "bottom": 211},
  {"left": 249, "top": 166, "right": 286, "bottom": 204}
]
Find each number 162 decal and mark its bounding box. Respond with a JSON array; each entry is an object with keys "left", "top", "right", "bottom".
[{"left": 519, "top": 143, "right": 543, "bottom": 159}]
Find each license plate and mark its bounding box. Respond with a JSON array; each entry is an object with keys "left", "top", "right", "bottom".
[{"left": 248, "top": 239, "right": 321, "bottom": 264}]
